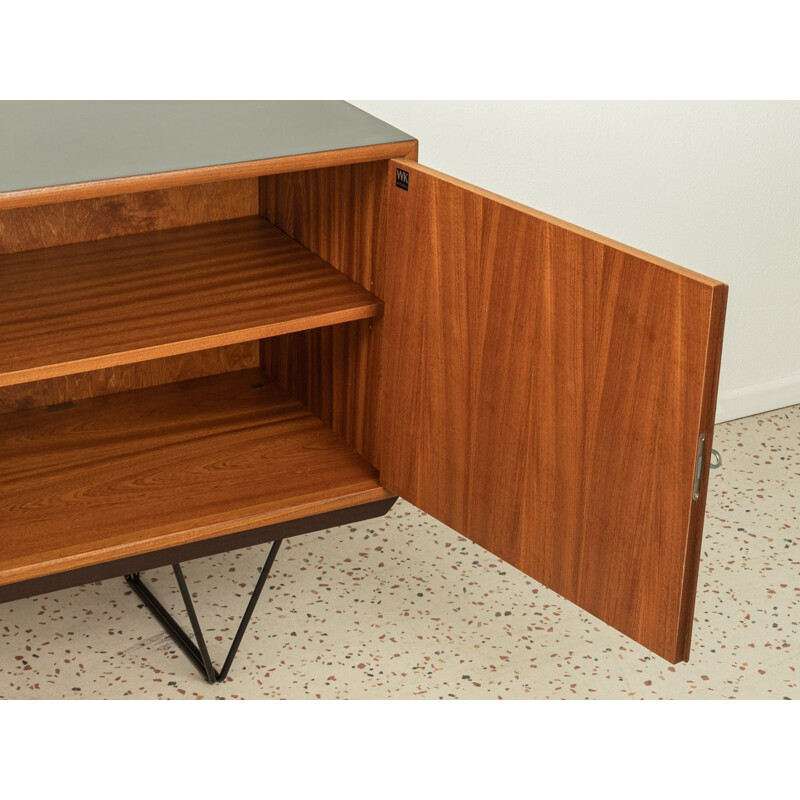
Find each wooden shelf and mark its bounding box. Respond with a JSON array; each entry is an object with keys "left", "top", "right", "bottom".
[
  {"left": 0, "top": 216, "right": 382, "bottom": 388},
  {"left": 0, "top": 368, "right": 392, "bottom": 587}
]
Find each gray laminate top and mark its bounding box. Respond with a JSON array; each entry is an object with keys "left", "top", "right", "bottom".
[{"left": 0, "top": 101, "right": 414, "bottom": 194}]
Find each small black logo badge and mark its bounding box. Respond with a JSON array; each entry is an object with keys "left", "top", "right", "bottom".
[{"left": 395, "top": 167, "right": 409, "bottom": 191}]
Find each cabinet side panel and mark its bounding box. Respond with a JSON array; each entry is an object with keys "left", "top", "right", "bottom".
[
  {"left": 0, "top": 343, "right": 260, "bottom": 414},
  {"left": 260, "top": 320, "right": 373, "bottom": 456},
  {"left": 0, "top": 179, "right": 259, "bottom": 255},
  {"left": 258, "top": 161, "right": 388, "bottom": 465}
]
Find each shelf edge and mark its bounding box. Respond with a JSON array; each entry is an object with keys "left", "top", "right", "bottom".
[
  {"left": 0, "top": 301, "right": 383, "bottom": 389},
  {"left": 0, "top": 485, "right": 394, "bottom": 588}
]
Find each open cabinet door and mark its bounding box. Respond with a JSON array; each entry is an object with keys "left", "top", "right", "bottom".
[{"left": 378, "top": 159, "right": 727, "bottom": 663}]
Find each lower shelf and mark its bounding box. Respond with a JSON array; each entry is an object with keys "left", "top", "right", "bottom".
[{"left": 0, "top": 368, "right": 392, "bottom": 589}]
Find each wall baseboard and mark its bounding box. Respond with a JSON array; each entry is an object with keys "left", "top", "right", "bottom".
[{"left": 716, "top": 373, "right": 800, "bottom": 424}]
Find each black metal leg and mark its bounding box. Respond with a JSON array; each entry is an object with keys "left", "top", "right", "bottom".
[{"left": 124, "top": 538, "right": 283, "bottom": 683}]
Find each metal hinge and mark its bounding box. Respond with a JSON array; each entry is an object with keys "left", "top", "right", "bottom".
[{"left": 693, "top": 433, "right": 722, "bottom": 500}]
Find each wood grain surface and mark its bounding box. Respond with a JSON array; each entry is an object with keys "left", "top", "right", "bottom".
[
  {"left": 379, "top": 159, "right": 727, "bottom": 663},
  {"left": 259, "top": 160, "right": 391, "bottom": 463},
  {"left": 0, "top": 369, "right": 391, "bottom": 587},
  {"left": 261, "top": 319, "right": 374, "bottom": 457},
  {"left": 0, "top": 179, "right": 258, "bottom": 255},
  {"left": 0, "top": 216, "right": 382, "bottom": 388},
  {"left": 0, "top": 141, "right": 418, "bottom": 211},
  {"left": 0, "top": 343, "right": 259, "bottom": 414}
]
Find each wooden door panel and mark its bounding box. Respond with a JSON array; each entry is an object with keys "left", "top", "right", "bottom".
[{"left": 379, "top": 159, "right": 727, "bottom": 662}]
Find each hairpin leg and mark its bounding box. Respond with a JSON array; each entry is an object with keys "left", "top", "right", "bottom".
[{"left": 124, "top": 538, "right": 283, "bottom": 683}]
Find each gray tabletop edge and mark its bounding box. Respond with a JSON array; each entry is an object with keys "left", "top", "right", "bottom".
[{"left": 0, "top": 101, "right": 416, "bottom": 196}]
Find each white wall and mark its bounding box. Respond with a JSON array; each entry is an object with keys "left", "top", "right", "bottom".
[{"left": 353, "top": 101, "right": 800, "bottom": 423}]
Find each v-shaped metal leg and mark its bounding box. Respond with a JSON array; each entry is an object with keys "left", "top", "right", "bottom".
[{"left": 124, "top": 538, "right": 283, "bottom": 683}]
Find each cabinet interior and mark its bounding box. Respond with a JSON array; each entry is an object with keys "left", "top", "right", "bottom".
[{"left": 0, "top": 160, "right": 392, "bottom": 588}]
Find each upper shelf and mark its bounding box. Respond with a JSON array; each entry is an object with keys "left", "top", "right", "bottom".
[{"left": 0, "top": 216, "right": 382, "bottom": 388}]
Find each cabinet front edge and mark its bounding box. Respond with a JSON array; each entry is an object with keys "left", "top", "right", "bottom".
[{"left": 0, "top": 140, "right": 420, "bottom": 211}]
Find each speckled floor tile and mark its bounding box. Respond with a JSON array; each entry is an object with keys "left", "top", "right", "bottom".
[{"left": 0, "top": 404, "right": 797, "bottom": 699}]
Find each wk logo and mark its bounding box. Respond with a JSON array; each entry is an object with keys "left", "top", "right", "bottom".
[{"left": 395, "top": 167, "right": 409, "bottom": 190}]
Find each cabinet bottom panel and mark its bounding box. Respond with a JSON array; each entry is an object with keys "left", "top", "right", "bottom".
[
  {"left": 0, "top": 497, "right": 396, "bottom": 604},
  {"left": 0, "top": 368, "right": 391, "bottom": 590}
]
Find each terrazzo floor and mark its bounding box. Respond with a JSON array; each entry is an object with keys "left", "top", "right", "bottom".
[{"left": 1, "top": 403, "right": 797, "bottom": 699}]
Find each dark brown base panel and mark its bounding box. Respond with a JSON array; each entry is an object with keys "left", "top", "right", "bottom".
[{"left": 0, "top": 497, "right": 397, "bottom": 605}]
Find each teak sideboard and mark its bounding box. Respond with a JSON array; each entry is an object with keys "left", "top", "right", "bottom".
[{"left": 0, "top": 101, "right": 727, "bottom": 678}]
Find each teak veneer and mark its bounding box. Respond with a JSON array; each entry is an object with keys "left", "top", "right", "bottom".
[
  {"left": 0, "top": 102, "right": 727, "bottom": 670},
  {"left": 0, "top": 368, "right": 390, "bottom": 588},
  {"left": 380, "top": 159, "right": 727, "bottom": 662},
  {"left": 0, "top": 216, "right": 382, "bottom": 387}
]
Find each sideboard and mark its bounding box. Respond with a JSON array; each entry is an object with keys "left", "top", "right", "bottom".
[{"left": 0, "top": 101, "right": 727, "bottom": 680}]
